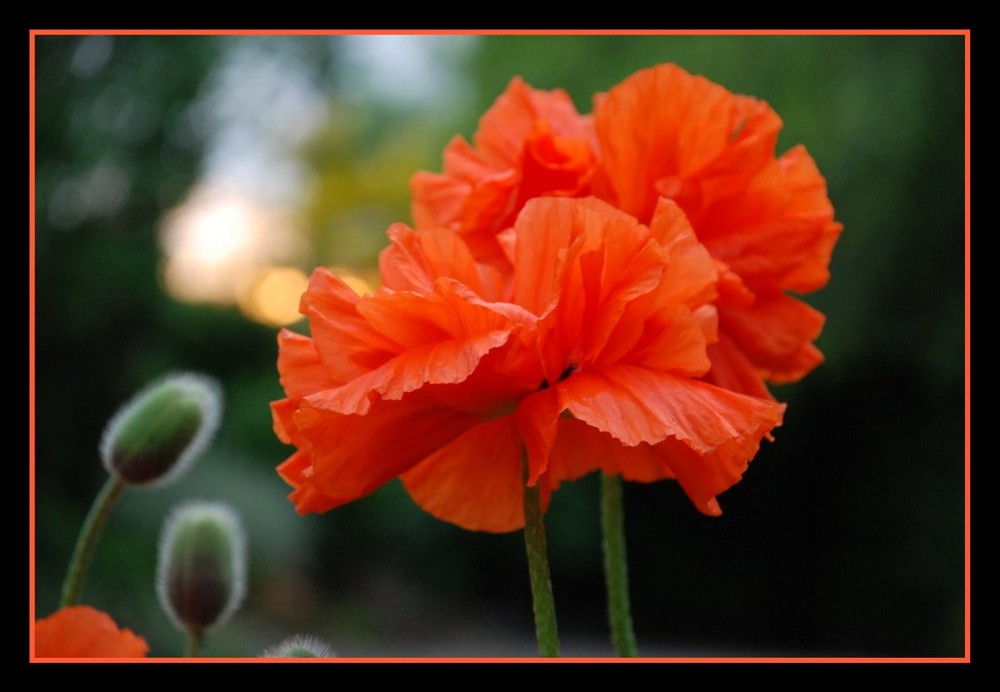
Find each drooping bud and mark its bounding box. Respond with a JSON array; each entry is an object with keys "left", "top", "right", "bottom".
[
  {"left": 260, "top": 634, "right": 335, "bottom": 658},
  {"left": 156, "top": 501, "right": 247, "bottom": 637},
  {"left": 100, "top": 373, "right": 222, "bottom": 486}
]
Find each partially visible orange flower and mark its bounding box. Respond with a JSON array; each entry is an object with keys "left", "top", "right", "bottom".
[
  {"left": 410, "top": 77, "right": 597, "bottom": 265},
  {"left": 272, "top": 197, "right": 783, "bottom": 531},
  {"left": 591, "top": 64, "right": 842, "bottom": 398},
  {"left": 35, "top": 606, "right": 149, "bottom": 658}
]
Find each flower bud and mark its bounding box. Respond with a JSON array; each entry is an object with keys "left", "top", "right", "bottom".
[
  {"left": 100, "top": 373, "right": 222, "bottom": 486},
  {"left": 260, "top": 634, "right": 335, "bottom": 658},
  {"left": 156, "top": 501, "right": 247, "bottom": 636}
]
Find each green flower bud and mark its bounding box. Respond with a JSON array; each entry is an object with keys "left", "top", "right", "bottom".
[
  {"left": 156, "top": 501, "right": 247, "bottom": 636},
  {"left": 260, "top": 634, "right": 335, "bottom": 658},
  {"left": 100, "top": 373, "right": 222, "bottom": 486}
]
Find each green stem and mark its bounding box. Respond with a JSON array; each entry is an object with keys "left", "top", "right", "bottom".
[
  {"left": 185, "top": 629, "right": 203, "bottom": 658},
  {"left": 522, "top": 456, "right": 560, "bottom": 657},
  {"left": 60, "top": 476, "right": 125, "bottom": 607},
  {"left": 601, "top": 472, "right": 638, "bottom": 657}
]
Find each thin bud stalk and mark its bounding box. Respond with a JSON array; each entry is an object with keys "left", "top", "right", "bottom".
[{"left": 60, "top": 477, "right": 124, "bottom": 607}]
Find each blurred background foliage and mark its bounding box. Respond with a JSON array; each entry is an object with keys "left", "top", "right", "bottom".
[{"left": 32, "top": 33, "right": 966, "bottom": 657}]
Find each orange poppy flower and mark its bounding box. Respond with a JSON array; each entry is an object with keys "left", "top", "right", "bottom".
[
  {"left": 412, "top": 65, "right": 841, "bottom": 400},
  {"left": 590, "top": 64, "right": 842, "bottom": 398},
  {"left": 272, "top": 197, "right": 783, "bottom": 531},
  {"left": 410, "top": 76, "right": 597, "bottom": 265},
  {"left": 35, "top": 606, "right": 149, "bottom": 658}
]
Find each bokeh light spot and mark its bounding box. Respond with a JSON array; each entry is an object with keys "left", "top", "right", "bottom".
[{"left": 239, "top": 266, "right": 310, "bottom": 327}]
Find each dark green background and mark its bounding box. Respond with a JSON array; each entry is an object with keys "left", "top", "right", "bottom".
[{"left": 32, "top": 34, "right": 966, "bottom": 657}]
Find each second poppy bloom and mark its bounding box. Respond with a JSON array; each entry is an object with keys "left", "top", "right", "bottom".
[
  {"left": 591, "top": 64, "right": 842, "bottom": 398},
  {"left": 272, "top": 197, "right": 784, "bottom": 532}
]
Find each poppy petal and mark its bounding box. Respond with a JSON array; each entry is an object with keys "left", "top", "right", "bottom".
[
  {"left": 380, "top": 224, "right": 507, "bottom": 300},
  {"left": 652, "top": 435, "right": 763, "bottom": 516},
  {"left": 474, "top": 76, "right": 591, "bottom": 166},
  {"left": 305, "top": 280, "right": 519, "bottom": 415},
  {"left": 720, "top": 292, "right": 826, "bottom": 384},
  {"left": 624, "top": 304, "right": 713, "bottom": 376},
  {"left": 35, "top": 606, "right": 148, "bottom": 658},
  {"left": 547, "top": 417, "right": 665, "bottom": 484},
  {"left": 516, "top": 387, "right": 563, "bottom": 486},
  {"left": 271, "top": 397, "right": 300, "bottom": 445},
  {"left": 402, "top": 415, "right": 548, "bottom": 533},
  {"left": 276, "top": 329, "right": 338, "bottom": 399},
  {"left": 547, "top": 418, "right": 757, "bottom": 515},
  {"left": 699, "top": 147, "right": 842, "bottom": 293},
  {"left": 411, "top": 76, "right": 596, "bottom": 261},
  {"left": 300, "top": 267, "right": 396, "bottom": 379},
  {"left": 517, "top": 119, "right": 597, "bottom": 203},
  {"left": 277, "top": 449, "right": 342, "bottom": 515},
  {"left": 703, "top": 335, "right": 776, "bottom": 401},
  {"left": 593, "top": 63, "right": 782, "bottom": 224},
  {"left": 648, "top": 198, "right": 718, "bottom": 309},
  {"left": 559, "top": 365, "right": 783, "bottom": 452},
  {"left": 513, "top": 197, "right": 671, "bottom": 379},
  {"left": 291, "top": 390, "right": 482, "bottom": 509}
]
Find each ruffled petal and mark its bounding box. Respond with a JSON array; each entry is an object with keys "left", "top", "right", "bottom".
[
  {"left": 276, "top": 449, "right": 342, "bottom": 515},
  {"left": 290, "top": 389, "right": 483, "bottom": 510},
  {"left": 622, "top": 304, "right": 713, "bottom": 376},
  {"left": 593, "top": 63, "right": 781, "bottom": 224},
  {"left": 547, "top": 417, "right": 661, "bottom": 484},
  {"left": 278, "top": 340, "right": 535, "bottom": 520},
  {"left": 410, "top": 140, "right": 520, "bottom": 256},
  {"left": 410, "top": 76, "right": 596, "bottom": 264},
  {"left": 703, "top": 334, "right": 776, "bottom": 401},
  {"left": 698, "top": 146, "right": 842, "bottom": 293},
  {"left": 474, "top": 76, "right": 591, "bottom": 167},
  {"left": 714, "top": 257, "right": 756, "bottom": 309},
  {"left": 514, "top": 119, "right": 596, "bottom": 204},
  {"left": 300, "top": 267, "right": 396, "bottom": 378},
  {"left": 305, "top": 279, "right": 518, "bottom": 415},
  {"left": 379, "top": 224, "right": 508, "bottom": 301},
  {"left": 770, "top": 146, "right": 842, "bottom": 292},
  {"left": 513, "top": 197, "right": 678, "bottom": 380},
  {"left": 559, "top": 365, "right": 783, "bottom": 453},
  {"left": 276, "top": 329, "right": 338, "bottom": 399},
  {"left": 270, "top": 397, "right": 300, "bottom": 445},
  {"left": 516, "top": 387, "right": 563, "bottom": 486},
  {"left": 402, "top": 416, "right": 549, "bottom": 533},
  {"left": 651, "top": 433, "right": 772, "bottom": 516},
  {"left": 410, "top": 167, "right": 471, "bottom": 230},
  {"left": 547, "top": 418, "right": 762, "bottom": 516},
  {"left": 647, "top": 198, "right": 718, "bottom": 309},
  {"left": 510, "top": 196, "right": 577, "bottom": 317},
  {"left": 720, "top": 292, "right": 826, "bottom": 384}
]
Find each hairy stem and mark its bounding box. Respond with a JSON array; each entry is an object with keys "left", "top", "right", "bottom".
[
  {"left": 522, "top": 456, "right": 560, "bottom": 657},
  {"left": 60, "top": 477, "right": 125, "bottom": 607},
  {"left": 601, "top": 472, "right": 638, "bottom": 656}
]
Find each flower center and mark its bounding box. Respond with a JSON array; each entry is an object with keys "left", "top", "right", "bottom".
[{"left": 538, "top": 363, "right": 578, "bottom": 391}]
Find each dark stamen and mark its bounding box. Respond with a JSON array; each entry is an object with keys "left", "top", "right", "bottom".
[
  {"left": 538, "top": 364, "right": 578, "bottom": 392},
  {"left": 558, "top": 364, "right": 578, "bottom": 382}
]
